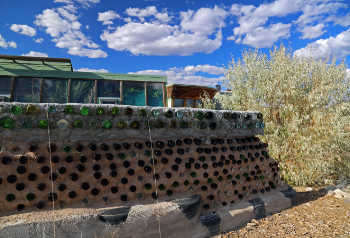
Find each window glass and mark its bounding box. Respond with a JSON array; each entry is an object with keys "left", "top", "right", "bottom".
[
  {"left": 97, "top": 80, "right": 120, "bottom": 98},
  {"left": 174, "top": 99, "right": 184, "bottom": 107},
  {"left": 13, "top": 77, "right": 41, "bottom": 103},
  {"left": 196, "top": 99, "right": 202, "bottom": 108},
  {"left": 70, "top": 79, "right": 95, "bottom": 103},
  {"left": 0, "top": 77, "right": 12, "bottom": 98},
  {"left": 42, "top": 78, "right": 68, "bottom": 103},
  {"left": 123, "top": 81, "right": 145, "bottom": 106},
  {"left": 186, "top": 99, "right": 194, "bottom": 108},
  {"left": 147, "top": 82, "right": 163, "bottom": 107}
]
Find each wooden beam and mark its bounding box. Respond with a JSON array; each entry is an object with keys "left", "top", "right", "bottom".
[
  {"left": 183, "top": 98, "right": 186, "bottom": 108},
  {"left": 120, "top": 81, "right": 123, "bottom": 105},
  {"left": 10, "top": 77, "right": 15, "bottom": 102},
  {"left": 39, "top": 78, "right": 44, "bottom": 103},
  {"left": 172, "top": 98, "right": 174, "bottom": 107},
  {"left": 162, "top": 82, "right": 166, "bottom": 107},
  {"left": 145, "top": 81, "right": 148, "bottom": 106},
  {"left": 67, "top": 79, "right": 71, "bottom": 103},
  {"left": 94, "top": 80, "right": 97, "bottom": 104}
]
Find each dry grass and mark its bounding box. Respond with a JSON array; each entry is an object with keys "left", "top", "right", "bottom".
[{"left": 215, "top": 186, "right": 350, "bottom": 238}]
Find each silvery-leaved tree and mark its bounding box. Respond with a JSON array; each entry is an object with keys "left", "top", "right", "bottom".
[{"left": 201, "top": 43, "right": 350, "bottom": 186}]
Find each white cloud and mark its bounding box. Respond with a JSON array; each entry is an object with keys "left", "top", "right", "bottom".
[
  {"left": 183, "top": 64, "right": 224, "bottom": 75},
  {"left": 34, "top": 38, "right": 44, "bottom": 43},
  {"left": 101, "top": 6, "right": 228, "bottom": 56},
  {"left": 228, "top": 0, "right": 349, "bottom": 47},
  {"left": 128, "top": 64, "right": 224, "bottom": 87},
  {"left": 299, "top": 23, "right": 327, "bottom": 39},
  {"left": 75, "top": 68, "right": 109, "bottom": 73},
  {"left": 97, "top": 11, "right": 121, "bottom": 25},
  {"left": 85, "top": 25, "right": 89, "bottom": 29},
  {"left": 125, "top": 6, "right": 173, "bottom": 23},
  {"left": 294, "top": 28, "right": 350, "bottom": 60},
  {"left": 22, "top": 51, "right": 48, "bottom": 57},
  {"left": 0, "top": 35, "right": 17, "bottom": 49},
  {"left": 325, "top": 14, "right": 350, "bottom": 27},
  {"left": 35, "top": 7, "right": 107, "bottom": 58},
  {"left": 241, "top": 23, "right": 291, "bottom": 47},
  {"left": 75, "top": 0, "right": 100, "bottom": 8},
  {"left": 54, "top": 0, "right": 73, "bottom": 4},
  {"left": 10, "top": 24, "right": 36, "bottom": 37}
]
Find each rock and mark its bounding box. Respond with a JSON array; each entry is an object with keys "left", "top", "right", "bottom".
[
  {"left": 305, "top": 187, "right": 313, "bottom": 191},
  {"left": 327, "top": 190, "right": 335, "bottom": 196},
  {"left": 345, "top": 198, "right": 350, "bottom": 204},
  {"left": 334, "top": 190, "right": 344, "bottom": 199},
  {"left": 342, "top": 191, "right": 350, "bottom": 198},
  {"left": 325, "top": 185, "right": 336, "bottom": 191},
  {"left": 247, "top": 223, "right": 256, "bottom": 226}
]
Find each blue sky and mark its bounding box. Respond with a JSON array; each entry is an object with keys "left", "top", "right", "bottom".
[{"left": 0, "top": 0, "right": 349, "bottom": 90}]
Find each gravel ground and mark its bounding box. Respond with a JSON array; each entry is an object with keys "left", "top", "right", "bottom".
[{"left": 215, "top": 186, "right": 350, "bottom": 238}]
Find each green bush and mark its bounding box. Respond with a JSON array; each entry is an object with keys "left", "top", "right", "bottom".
[{"left": 201, "top": 43, "right": 350, "bottom": 186}]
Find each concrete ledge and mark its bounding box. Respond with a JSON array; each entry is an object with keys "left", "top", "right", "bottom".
[{"left": 0, "top": 186, "right": 296, "bottom": 238}]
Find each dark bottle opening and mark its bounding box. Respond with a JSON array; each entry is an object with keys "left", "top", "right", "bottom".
[
  {"left": 189, "top": 157, "right": 195, "bottom": 163},
  {"left": 82, "top": 182, "right": 90, "bottom": 190},
  {"left": 161, "top": 158, "right": 168, "bottom": 164},
  {"left": 49, "top": 173, "right": 58, "bottom": 181},
  {"left": 17, "top": 204, "right": 25, "bottom": 211},
  {"left": 93, "top": 164, "right": 100, "bottom": 171},
  {"left": 175, "top": 139, "right": 182, "bottom": 146},
  {"left": 110, "top": 171, "right": 117, "bottom": 177},
  {"left": 65, "top": 156, "right": 73, "bottom": 163},
  {"left": 77, "top": 164, "right": 85, "bottom": 172},
  {"left": 37, "top": 201, "right": 45, "bottom": 210},
  {"left": 19, "top": 156, "right": 28, "bottom": 164},
  {"left": 29, "top": 145, "right": 38, "bottom": 152},
  {"left": 172, "top": 164, "right": 179, "bottom": 171},
  {"left": 36, "top": 156, "right": 45, "bottom": 164},
  {"left": 70, "top": 173, "right": 78, "bottom": 181},
  {"left": 58, "top": 184, "right": 66, "bottom": 191},
  {"left": 123, "top": 143, "right": 131, "bottom": 150},
  {"left": 17, "top": 166, "right": 27, "bottom": 174},
  {"left": 134, "top": 142, "right": 143, "bottom": 149},
  {"left": 69, "top": 191, "right": 76, "bottom": 199},
  {"left": 111, "top": 187, "right": 118, "bottom": 194},
  {"left": 165, "top": 149, "right": 173, "bottom": 155},
  {"left": 101, "top": 143, "right": 109, "bottom": 151},
  {"left": 121, "top": 178, "right": 128, "bottom": 184},
  {"left": 123, "top": 161, "right": 130, "bottom": 168},
  {"left": 47, "top": 144, "right": 56, "bottom": 153},
  {"left": 128, "top": 169, "right": 135, "bottom": 176},
  {"left": 91, "top": 188, "right": 99, "bottom": 196},
  {"left": 101, "top": 179, "right": 109, "bottom": 186},
  {"left": 113, "top": 143, "right": 121, "bottom": 150},
  {"left": 58, "top": 167, "right": 66, "bottom": 174},
  {"left": 166, "top": 190, "right": 173, "bottom": 196},
  {"left": 79, "top": 156, "right": 87, "bottom": 163},
  {"left": 28, "top": 173, "right": 37, "bottom": 181},
  {"left": 94, "top": 172, "right": 102, "bottom": 179},
  {"left": 120, "top": 195, "right": 128, "bottom": 201},
  {"left": 16, "top": 183, "right": 25, "bottom": 191},
  {"left": 7, "top": 175, "right": 17, "bottom": 183},
  {"left": 48, "top": 192, "right": 57, "bottom": 202},
  {"left": 89, "top": 143, "right": 97, "bottom": 151},
  {"left": 202, "top": 163, "right": 208, "bottom": 169},
  {"left": 129, "top": 185, "right": 136, "bottom": 192},
  {"left": 138, "top": 160, "right": 145, "bottom": 167},
  {"left": 75, "top": 144, "right": 84, "bottom": 152},
  {"left": 175, "top": 158, "right": 182, "bottom": 164}
]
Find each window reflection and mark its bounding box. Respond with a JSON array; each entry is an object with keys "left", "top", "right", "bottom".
[
  {"left": 147, "top": 83, "right": 163, "bottom": 107},
  {"left": 71, "top": 79, "right": 95, "bottom": 103},
  {"left": 97, "top": 80, "right": 120, "bottom": 98},
  {"left": 186, "top": 99, "right": 194, "bottom": 108},
  {"left": 0, "top": 76, "right": 12, "bottom": 101},
  {"left": 123, "top": 81, "right": 145, "bottom": 106},
  {"left": 42, "top": 78, "right": 68, "bottom": 103},
  {"left": 174, "top": 99, "right": 184, "bottom": 107},
  {"left": 13, "top": 77, "right": 41, "bottom": 103}
]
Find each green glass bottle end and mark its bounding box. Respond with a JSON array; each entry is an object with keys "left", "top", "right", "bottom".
[
  {"left": 1, "top": 117, "right": 14, "bottom": 128},
  {"left": 38, "top": 120, "right": 48, "bottom": 129},
  {"left": 110, "top": 107, "right": 119, "bottom": 115},
  {"left": 65, "top": 105, "right": 74, "bottom": 114},
  {"left": 80, "top": 106, "right": 90, "bottom": 115},
  {"left": 103, "top": 120, "right": 112, "bottom": 129},
  {"left": 10, "top": 105, "right": 22, "bottom": 115}
]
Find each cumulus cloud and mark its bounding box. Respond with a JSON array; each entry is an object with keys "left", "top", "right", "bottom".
[
  {"left": 183, "top": 64, "right": 224, "bottom": 75},
  {"left": 22, "top": 51, "right": 48, "bottom": 57},
  {"left": 125, "top": 6, "right": 173, "bottom": 23},
  {"left": 10, "top": 24, "right": 36, "bottom": 37},
  {"left": 34, "top": 38, "right": 44, "bottom": 43},
  {"left": 228, "top": 0, "right": 349, "bottom": 47},
  {"left": 75, "top": 68, "right": 109, "bottom": 73},
  {"left": 97, "top": 11, "right": 122, "bottom": 25},
  {"left": 299, "top": 23, "right": 327, "bottom": 39},
  {"left": 0, "top": 35, "right": 17, "bottom": 49},
  {"left": 54, "top": 0, "right": 73, "bottom": 4},
  {"left": 101, "top": 6, "right": 228, "bottom": 56},
  {"left": 294, "top": 28, "right": 350, "bottom": 60},
  {"left": 128, "top": 64, "right": 225, "bottom": 87},
  {"left": 34, "top": 7, "right": 107, "bottom": 58}
]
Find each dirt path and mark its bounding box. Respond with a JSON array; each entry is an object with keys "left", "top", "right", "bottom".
[{"left": 216, "top": 186, "right": 350, "bottom": 238}]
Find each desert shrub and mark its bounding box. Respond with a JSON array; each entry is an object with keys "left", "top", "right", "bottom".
[{"left": 203, "top": 43, "right": 350, "bottom": 186}]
